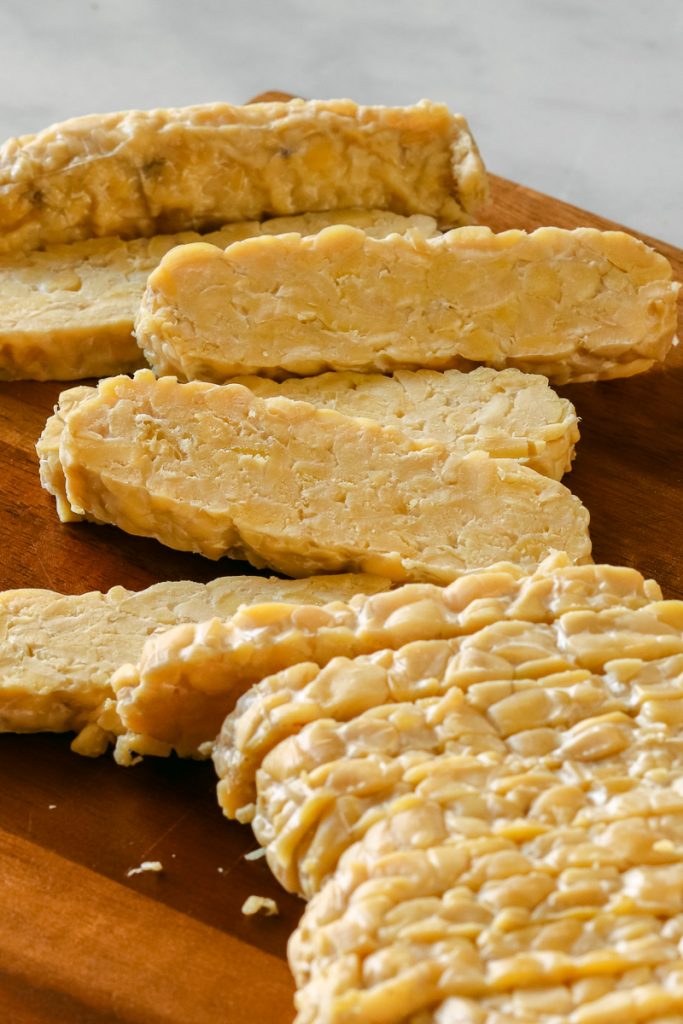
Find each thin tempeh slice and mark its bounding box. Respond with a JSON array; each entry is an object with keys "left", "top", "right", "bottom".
[
  {"left": 0, "top": 571, "right": 390, "bottom": 756},
  {"left": 0, "top": 99, "right": 486, "bottom": 252},
  {"left": 135, "top": 225, "right": 678, "bottom": 384},
  {"left": 109, "top": 556, "right": 651, "bottom": 765},
  {"left": 40, "top": 370, "right": 590, "bottom": 578},
  {"left": 0, "top": 211, "right": 437, "bottom": 381},
  {"left": 233, "top": 367, "right": 579, "bottom": 481},
  {"left": 214, "top": 593, "right": 676, "bottom": 825}
]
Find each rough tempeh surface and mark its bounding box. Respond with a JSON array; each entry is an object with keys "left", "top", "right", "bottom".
[
  {"left": 233, "top": 367, "right": 579, "bottom": 481},
  {"left": 108, "top": 556, "right": 642, "bottom": 764},
  {"left": 40, "top": 370, "right": 590, "bottom": 579},
  {"left": 0, "top": 99, "right": 486, "bottom": 252},
  {"left": 246, "top": 605, "right": 683, "bottom": 1023},
  {"left": 213, "top": 560, "right": 663, "bottom": 820},
  {"left": 0, "top": 211, "right": 437, "bottom": 381},
  {"left": 0, "top": 572, "right": 391, "bottom": 756},
  {"left": 136, "top": 225, "right": 678, "bottom": 384},
  {"left": 290, "top": 791, "right": 683, "bottom": 1023},
  {"left": 251, "top": 610, "right": 683, "bottom": 897}
]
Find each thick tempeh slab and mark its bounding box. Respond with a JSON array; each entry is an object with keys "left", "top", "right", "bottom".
[
  {"left": 108, "top": 556, "right": 636, "bottom": 764},
  {"left": 234, "top": 367, "right": 579, "bottom": 480},
  {"left": 39, "top": 370, "right": 590, "bottom": 579},
  {"left": 136, "top": 225, "right": 679, "bottom": 384},
  {"left": 0, "top": 211, "right": 437, "bottom": 381},
  {"left": 212, "top": 559, "right": 663, "bottom": 820},
  {"left": 0, "top": 572, "right": 390, "bottom": 756},
  {"left": 0, "top": 99, "right": 486, "bottom": 252}
]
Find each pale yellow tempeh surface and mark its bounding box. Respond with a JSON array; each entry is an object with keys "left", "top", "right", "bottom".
[
  {"left": 212, "top": 560, "right": 664, "bottom": 820},
  {"left": 136, "top": 225, "right": 678, "bottom": 385},
  {"left": 108, "top": 556, "right": 649, "bottom": 765},
  {"left": 0, "top": 98, "right": 486, "bottom": 252},
  {"left": 233, "top": 367, "right": 579, "bottom": 481},
  {"left": 0, "top": 571, "right": 391, "bottom": 757},
  {"left": 0, "top": 211, "right": 438, "bottom": 381},
  {"left": 203, "top": 565, "right": 683, "bottom": 1023},
  {"left": 39, "top": 371, "right": 590, "bottom": 582}
]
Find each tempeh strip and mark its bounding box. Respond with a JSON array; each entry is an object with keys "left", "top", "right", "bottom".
[
  {"left": 136, "top": 225, "right": 678, "bottom": 384},
  {"left": 40, "top": 371, "right": 590, "bottom": 578},
  {"left": 0, "top": 98, "right": 486, "bottom": 252}
]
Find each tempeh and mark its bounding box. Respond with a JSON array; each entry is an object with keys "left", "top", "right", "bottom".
[
  {"left": 136, "top": 225, "right": 678, "bottom": 384},
  {"left": 233, "top": 367, "right": 579, "bottom": 481},
  {"left": 0, "top": 99, "right": 485, "bottom": 252}
]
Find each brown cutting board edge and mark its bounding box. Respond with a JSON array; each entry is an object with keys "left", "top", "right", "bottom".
[{"left": 0, "top": 173, "right": 681, "bottom": 1023}]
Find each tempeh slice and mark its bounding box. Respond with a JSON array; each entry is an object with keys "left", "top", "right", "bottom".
[
  {"left": 136, "top": 225, "right": 678, "bottom": 384},
  {"left": 0, "top": 571, "right": 390, "bottom": 756},
  {"left": 40, "top": 371, "right": 590, "bottom": 577},
  {"left": 215, "top": 608, "right": 678, "bottom": 826},
  {"left": 0, "top": 211, "right": 437, "bottom": 381},
  {"left": 109, "top": 556, "right": 654, "bottom": 764},
  {"left": 0, "top": 99, "right": 485, "bottom": 252},
  {"left": 251, "top": 634, "right": 683, "bottom": 897},
  {"left": 233, "top": 367, "right": 579, "bottom": 480}
]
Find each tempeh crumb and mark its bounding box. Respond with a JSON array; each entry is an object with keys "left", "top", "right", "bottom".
[{"left": 241, "top": 895, "right": 278, "bottom": 917}]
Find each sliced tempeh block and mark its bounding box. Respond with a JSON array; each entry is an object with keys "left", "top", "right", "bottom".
[
  {"left": 212, "top": 562, "right": 666, "bottom": 821},
  {"left": 39, "top": 370, "right": 590, "bottom": 578},
  {"left": 0, "top": 99, "right": 486, "bottom": 252},
  {"left": 0, "top": 571, "right": 390, "bottom": 756},
  {"left": 233, "top": 367, "right": 579, "bottom": 480},
  {"left": 108, "top": 556, "right": 652, "bottom": 765},
  {"left": 136, "top": 225, "right": 679, "bottom": 384},
  {"left": 249, "top": 615, "right": 683, "bottom": 897},
  {"left": 253, "top": 597, "right": 683, "bottom": 1022},
  {"left": 0, "top": 211, "right": 437, "bottom": 381}
]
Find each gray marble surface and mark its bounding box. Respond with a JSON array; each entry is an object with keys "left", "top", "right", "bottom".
[{"left": 0, "top": 0, "right": 680, "bottom": 244}]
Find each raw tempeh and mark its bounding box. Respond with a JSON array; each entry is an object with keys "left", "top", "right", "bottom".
[
  {"left": 290, "top": 796, "right": 683, "bottom": 1023},
  {"left": 0, "top": 99, "right": 486, "bottom": 252},
  {"left": 0, "top": 211, "right": 437, "bottom": 381},
  {"left": 212, "top": 560, "right": 664, "bottom": 820},
  {"left": 109, "top": 555, "right": 647, "bottom": 765},
  {"left": 0, "top": 571, "right": 390, "bottom": 756},
  {"left": 250, "top": 613, "right": 683, "bottom": 897},
  {"left": 39, "top": 370, "right": 591, "bottom": 577},
  {"left": 136, "top": 225, "right": 678, "bottom": 384},
  {"left": 233, "top": 367, "right": 579, "bottom": 481}
]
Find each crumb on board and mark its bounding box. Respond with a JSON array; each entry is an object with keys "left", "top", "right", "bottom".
[
  {"left": 127, "top": 860, "right": 163, "bottom": 877},
  {"left": 48, "top": 804, "right": 57, "bottom": 810},
  {"left": 241, "top": 895, "right": 279, "bottom": 917},
  {"left": 235, "top": 803, "right": 255, "bottom": 824},
  {"left": 244, "top": 848, "right": 267, "bottom": 861}
]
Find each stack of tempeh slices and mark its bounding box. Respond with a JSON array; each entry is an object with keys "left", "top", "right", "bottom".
[{"left": 0, "top": 95, "right": 681, "bottom": 1023}]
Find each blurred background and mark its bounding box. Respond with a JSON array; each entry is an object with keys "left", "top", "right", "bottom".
[{"left": 0, "top": 0, "right": 680, "bottom": 243}]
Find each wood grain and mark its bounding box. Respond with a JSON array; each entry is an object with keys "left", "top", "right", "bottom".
[{"left": 0, "top": 172, "right": 681, "bottom": 1023}]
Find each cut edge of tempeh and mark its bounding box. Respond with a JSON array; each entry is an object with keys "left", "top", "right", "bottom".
[
  {"left": 135, "top": 225, "right": 678, "bottom": 385},
  {"left": 232, "top": 367, "right": 580, "bottom": 481}
]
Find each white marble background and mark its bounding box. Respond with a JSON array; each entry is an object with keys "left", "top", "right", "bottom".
[{"left": 0, "top": 0, "right": 680, "bottom": 244}]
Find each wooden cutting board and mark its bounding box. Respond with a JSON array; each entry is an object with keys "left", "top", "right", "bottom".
[{"left": 0, "top": 173, "right": 681, "bottom": 1024}]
